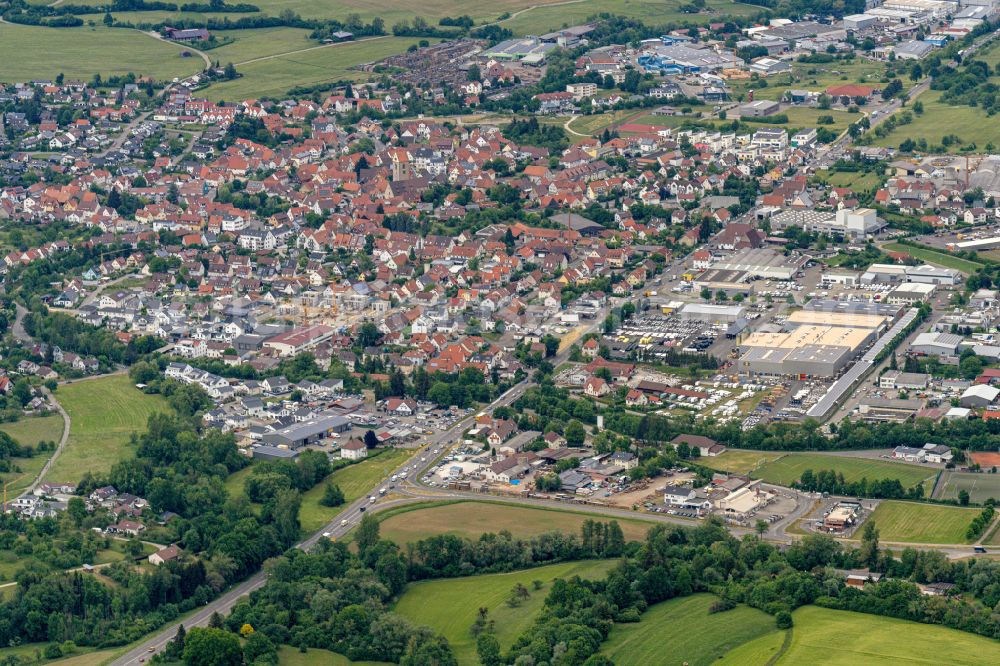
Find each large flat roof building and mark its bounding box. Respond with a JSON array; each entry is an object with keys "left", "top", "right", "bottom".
[{"left": 710, "top": 248, "right": 807, "bottom": 280}]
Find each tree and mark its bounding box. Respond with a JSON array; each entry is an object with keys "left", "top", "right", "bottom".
[
  {"left": 223, "top": 63, "right": 237, "bottom": 80},
  {"left": 959, "top": 488, "right": 971, "bottom": 506},
  {"left": 356, "top": 513, "right": 380, "bottom": 557},
  {"left": 565, "top": 420, "right": 586, "bottom": 446},
  {"left": 477, "top": 633, "right": 502, "bottom": 666},
  {"left": 775, "top": 611, "right": 793, "bottom": 629},
  {"left": 467, "top": 64, "right": 482, "bottom": 82},
  {"left": 67, "top": 497, "right": 87, "bottom": 526},
  {"left": 165, "top": 624, "right": 186, "bottom": 660},
  {"left": 320, "top": 482, "right": 345, "bottom": 507},
  {"left": 363, "top": 429, "right": 379, "bottom": 449},
  {"left": 182, "top": 627, "right": 242, "bottom": 666},
  {"left": 859, "top": 520, "right": 880, "bottom": 569},
  {"left": 357, "top": 322, "right": 381, "bottom": 348},
  {"left": 755, "top": 519, "right": 768, "bottom": 537},
  {"left": 243, "top": 630, "right": 277, "bottom": 665}
]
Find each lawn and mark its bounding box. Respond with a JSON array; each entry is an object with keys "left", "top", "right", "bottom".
[
  {"left": 298, "top": 447, "right": 412, "bottom": 533},
  {"left": 0, "top": 415, "right": 66, "bottom": 496},
  {"left": 716, "top": 630, "right": 788, "bottom": 666},
  {"left": 44, "top": 376, "right": 171, "bottom": 484},
  {"left": 699, "top": 449, "right": 783, "bottom": 475},
  {"left": 377, "top": 500, "right": 655, "bottom": 543},
  {"left": 774, "top": 605, "right": 1000, "bottom": 665},
  {"left": 750, "top": 453, "right": 935, "bottom": 490},
  {"left": 601, "top": 593, "right": 779, "bottom": 666},
  {"left": 0, "top": 23, "right": 203, "bottom": 83},
  {"left": 275, "top": 646, "right": 389, "bottom": 666},
  {"left": 883, "top": 242, "right": 984, "bottom": 274},
  {"left": 867, "top": 500, "right": 980, "bottom": 545},
  {"left": 872, "top": 90, "right": 1000, "bottom": 153},
  {"left": 203, "top": 36, "right": 432, "bottom": 101},
  {"left": 938, "top": 471, "right": 1000, "bottom": 505},
  {"left": 395, "top": 560, "right": 616, "bottom": 664},
  {"left": 816, "top": 170, "right": 883, "bottom": 191}
]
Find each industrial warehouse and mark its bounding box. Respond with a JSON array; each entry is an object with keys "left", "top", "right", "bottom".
[{"left": 738, "top": 306, "right": 901, "bottom": 378}]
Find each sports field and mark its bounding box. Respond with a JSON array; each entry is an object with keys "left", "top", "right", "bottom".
[
  {"left": 703, "top": 451, "right": 935, "bottom": 489},
  {"left": 298, "top": 447, "right": 412, "bottom": 533},
  {"left": 969, "top": 451, "right": 1000, "bottom": 468},
  {"left": 395, "top": 560, "right": 616, "bottom": 664},
  {"left": 43, "top": 375, "right": 171, "bottom": 483},
  {"left": 867, "top": 500, "right": 980, "bottom": 545},
  {"left": 938, "top": 471, "right": 1000, "bottom": 505},
  {"left": 0, "top": 23, "right": 203, "bottom": 83},
  {"left": 772, "top": 605, "right": 1000, "bottom": 665},
  {"left": 601, "top": 593, "right": 778, "bottom": 666},
  {"left": 883, "top": 242, "right": 984, "bottom": 274},
  {"left": 376, "top": 500, "right": 655, "bottom": 543},
  {"left": 203, "top": 36, "right": 431, "bottom": 101},
  {"left": 699, "top": 449, "right": 784, "bottom": 475}
]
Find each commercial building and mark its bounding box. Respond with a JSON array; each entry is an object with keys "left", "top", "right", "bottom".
[
  {"left": 784, "top": 310, "right": 891, "bottom": 333},
  {"left": 481, "top": 38, "right": 557, "bottom": 63},
  {"left": 739, "top": 325, "right": 876, "bottom": 378},
  {"left": 893, "top": 40, "right": 935, "bottom": 59},
  {"left": 709, "top": 248, "right": 807, "bottom": 280},
  {"left": 676, "top": 302, "right": 747, "bottom": 323},
  {"left": 637, "top": 44, "right": 741, "bottom": 73},
  {"left": 260, "top": 414, "right": 352, "bottom": 449},
  {"left": 861, "top": 263, "right": 961, "bottom": 285},
  {"left": 843, "top": 13, "right": 878, "bottom": 30},
  {"left": 739, "top": 99, "right": 781, "bottom": 117},
  {"left": 910, "top": 331, "right": 962, "bottom": 357},
  {"left": 263, "top": 324, "right": 335, "bottom": 357},
  {"left": 886, "top": 282, "right": 936, "bottom": 304}
]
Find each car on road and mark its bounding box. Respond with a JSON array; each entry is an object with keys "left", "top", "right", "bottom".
[
  {"left": 359, "top": 506, "right": 366, "bottom": 512},
  {"left": 341, "top": 519, "right": 348, "bottom": 526}
]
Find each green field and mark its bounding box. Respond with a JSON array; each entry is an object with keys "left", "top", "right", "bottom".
[
  {"left": 729, "top": 59, "right": 889, "bottom": 103},
  {"left": 203, "top": 36, "right": 432, "bottom": 101},
  {"left": 395, "top": 560, "right": 616, "bottom": 664},
  {"left": 867, "top": 500, "right": 980, "bottom": 545},
  {"left": 938, "top": 471, "right": 1000, "bottom": 505},
  {"left": 502, "top": 0, "right": 759, "bottom": 35},
  {"left": 298, "top": 447, "right": 412, "bottom": 533},
  {"left": 815, "top": 169, "right": 883, "bottom": 192},
  {"left": 873, "top": 90, "right": 1000, "bottom": 153},
  {"left": 276, "top": 646, "right": 389, "bottom": 666},
  {"left": 201, "top": 27, "right": 316, "bottom": 65},
  {"left": 699, "top": 449, "right": 783, "bottom": 475},
  {"left": 0, "top": 23, "right": 203, "bottom": 83},
  {"left": 703, "top": 452, "right": 935, "bottom": 490},
  {"left": 753, "top": 454, "right": 935, "bottom": 490},
  {"left": 882, "top": 242, "right": 984, "bottom": 274},
  {"left": 0, "top": 415, "right": 66, "bottom": 496},
  {"left": 44, "top": 376, "right": 171, "bottom": 484},
  {"left": 377, "top": 500, "right": 656, "bottom": 543},
  {"left": 716, "top": 630, "right": 787, "bottom": 666},
  {"left": 773, "top": 605, "right": 1000, "bottom": 665},
  {"left": 601, "top": 594, "right": 778, "bottom": 666}
]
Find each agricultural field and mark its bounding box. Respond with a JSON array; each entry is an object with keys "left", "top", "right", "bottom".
[
  {"left": 773, "top": 605, "right": 1000, "bottom": 665},
  {"left": 502, "top": 0, "right": 760, "bottom": 36},
  {"left": 872, "top": 90, "right": 1000, "bottom": 153},
  {"left": 699, "top": 449, "right": 783, "bottom": 475},
  {"left": 276, "top": 646, "right": 390, "bottom": 666},
  {"left": 203, "top": 36, "right": 432, "bottom": 101},
  {"left": 882, "top": 242, "right": 984, "bottom": 273},
  {"left": 937, "top": 471, "right": 1000, "bottom": 505},
  {"left": 298, "top": 447, "right": 412, "bottom": 533},
  {"left": 716, "top": 630, "right": 787, "bottom": 666},
  {"left": 44, "top": 376, "right": 171, "bottom": 484},
  {"left": 199, "top": 27, "right": 316, "bottom": 65},
  {"left": 395, "top": 560, "right": 616, "bottom": 665},
  {"left": 565, "top": 110, "right": 638, "bottom": 138},
  {"left": 750, "top": 453, "right": 935, "bottom": 490},
  {"left": 867, "top": 500, "right": 980, "bottom": 545},
  {"left": 376, "top": 500, "right": 655, "bottom": 543},
  {"left": 0, "top": 23, "right": 203, "bottom": 83},
  {"left": 601, "top": 593, "right": 779, "bottom": 666},
  {"left": 0, "top": 646, "right": 119, "bottom": 666}
]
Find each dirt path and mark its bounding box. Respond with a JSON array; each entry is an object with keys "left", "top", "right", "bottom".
[
  {"left": 143, "top": 30, "right": 212, "bottom": 69},
  {"left": 26, "top": 388, "right": 70, "bottom": 494}
]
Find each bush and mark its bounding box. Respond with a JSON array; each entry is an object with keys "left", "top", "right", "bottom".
[{"left": 776, "top": 611, "right": 793, "bottom": 629}]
